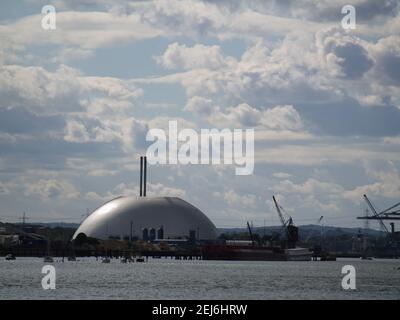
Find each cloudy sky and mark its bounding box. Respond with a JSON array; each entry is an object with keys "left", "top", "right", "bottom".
[{"left": 0, "top": 0, "right": 399, "bottom": 230}]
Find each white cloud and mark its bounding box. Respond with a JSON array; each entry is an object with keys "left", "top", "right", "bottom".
[
  {"left": 254, "top": 130, "right": 314, "bottom": 141},
  {"left": 147, "top": 116, "right": 197, "bottom": 132},
  {"left": 270, "top": 178, "right": 345, "bottom": 215},
  {"left": 0, "top": 64, "right": 143, "bottom": 116},
  {"left": 24, "top": 179, "right": 80, "bottom": 201},
  {"left": 156, "top": 42, "right": 226, "bottom": 70},
  {"left": 184, "top": 96, "right": 215, "bottom": 115},
  {"left": 0, "top": 63, "right": 148, "bottom": 154},
  {"left": 208, "top": 103, "right": 260, "bottom": 127},
  {"left": 275, "top": 178, "right": 344, "bottom": 197},
  {"left": 64, "top": 120, "right": 90, "bottom": 143},
  {"left": 138, "top": 0, "right": 325, "bottom": 41},
  {"left": 273, "top": 172, "right": 292, "bottom": 179},
  {"left": 0, "top": 11, "right": 165, "bottom": 62},
  {"left": 256, "top": 142, "right": 400, "bottom": 166},
  {"left": 85, "top": 181, "right": 186, "bottom": 202},
  {"left": 148, "top": 24, "right": 399, "bottom": 112},
  {"left": 148, "top": 35, "right": 342, "bottom": 107},
  {"left": 138, "top": 0, "right": 226, "bottom": 38},
  {"left": 259, "top": 105, "right": 304, "bottom": 131},
  {"left": 190, "top": 102, "right": 305, "bottom": 131},
  {"left": 344, "top": 163, "right": 400, "bottom": 201},
  {"left": 223, "top": 189, "right": 258, "bottom": 209},
  {"left": 383, "top": 136, "right": 400, "bottom": 144},
  {"left": 0, "top": 181, "right": 10, "bottom": 195}
]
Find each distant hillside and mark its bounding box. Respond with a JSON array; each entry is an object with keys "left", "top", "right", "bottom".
[
  {"left": 218, "top": 224, "right": 385, "bottom": 239},
  {"left": 11, "top": 222, "right": 80, "bottom": 229}
]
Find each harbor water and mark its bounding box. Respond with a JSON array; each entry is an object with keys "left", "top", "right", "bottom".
[{"left": 0, "top": 257, "right": 399, "bottom": 299}]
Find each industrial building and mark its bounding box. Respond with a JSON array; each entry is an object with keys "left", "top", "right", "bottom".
[
  {"left": 73, "top": 156, "right": 218, "bottom": 241},
  {"left": 72, "top": 196, "right": 218, "bottom": 241}
]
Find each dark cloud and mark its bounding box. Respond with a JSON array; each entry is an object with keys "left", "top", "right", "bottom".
[
  {"left": 377, "top": 54, "right": 400, "bottom": 85},
  {"left": 299, "top": 98, "right": 400, "bottom": 137},
  {"left": 0, "top": 107, "right": 64, "bottom": 134},
  {"left": 354, "top": 0, "right": 399, "bottom": 21},
  {"left": 333, "top": 42, "right": 374, "bottom": 79}
]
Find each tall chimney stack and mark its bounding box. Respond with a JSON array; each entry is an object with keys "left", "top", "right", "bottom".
[
  {"left": 140, "top": 156, "right": 143, "bottom": 197},
  {"left": 143, "top": 156, "right": 147, "bottom": 197}
]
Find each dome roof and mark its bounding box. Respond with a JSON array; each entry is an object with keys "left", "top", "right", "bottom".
[{"left": 73, "top": 196, "right": 218, "bottom": 240}]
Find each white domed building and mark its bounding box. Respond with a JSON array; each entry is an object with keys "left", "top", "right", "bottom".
[{"left": 73, "top": 196, "right": 218, "bottom": 241}]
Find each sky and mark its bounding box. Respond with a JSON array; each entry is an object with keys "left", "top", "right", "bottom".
[{"left": 0, "top": 0, "right": 399, "bottom": 229}]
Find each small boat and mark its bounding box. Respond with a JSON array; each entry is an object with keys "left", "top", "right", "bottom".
[
  {"left": 102, "top": 257, "right": 111, "bottom": 263},
  {"left": 43, "top": 256, "right": 54, "bottom": 263},
  {"left": 5, "top": 254, "right": 16, "bottom": 260},
  {"left": 67, "top": 256, "right": 77, "bottom": 261},
  {"left": 285, "top": 247, "right": 313, "bottom": 261},
  {"left": 361, "top": 256, "right": 373, "bottom": 260},
  {"left": 136, "top": 257, "right": 145, "bottom": 262}
]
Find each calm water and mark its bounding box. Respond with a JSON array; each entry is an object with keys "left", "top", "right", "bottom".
[{"left": 0, "top": 257, "right": 399, "bottom": 299}]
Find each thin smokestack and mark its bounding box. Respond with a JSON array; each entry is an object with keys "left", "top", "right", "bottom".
[
  {"left": 143, "top": 156, "right": 147, "bottom": 197},
  {"left": 140, "top": 156, "right": 143, "bottom": 197}
]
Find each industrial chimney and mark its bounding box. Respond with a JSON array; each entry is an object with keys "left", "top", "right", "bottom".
[
  {"left": 139, "top": 156, "right": 147, "bottom": 197},
  {"left": 140, "top": 156, "right": 143, "bottom": 197},
  {"left": 144, "top": 156, "right": 147, "bottom": 197}
]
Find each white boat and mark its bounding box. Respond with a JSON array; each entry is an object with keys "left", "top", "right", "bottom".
[
  {"left": 43, "top": 256, "right": 54, "bottom": 263},
  {"left": 361, "top": 256, "right": 373, "bottom": 260},
  {"left": 5, "top": 254, "right": 16, "bottom": 260},
  {"left": 102, "top": 257, "right": 111, "bottom": 263},
  {"left": 285, "top": 247, "right": 313, "bottom": 261}
]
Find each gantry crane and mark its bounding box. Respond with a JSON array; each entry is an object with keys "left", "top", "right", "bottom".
[
  {"left": 357, "top": 194, "right": 400, "bottom": 256},
  {"left": 358, "top": 194, "right": 400, "bottom": 234}
]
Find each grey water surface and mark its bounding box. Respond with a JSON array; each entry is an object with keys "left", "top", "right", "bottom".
[{"left": 0, "top": 257, "right": 399, "bottom": 299}]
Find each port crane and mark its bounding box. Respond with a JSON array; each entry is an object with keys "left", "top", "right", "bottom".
[
  {"left": 305, "top": 216, "right": 324, "bottom": 243},
  {"left": 272, "top": 196, "right": 298, "bottom": 248},
  {"left": 246, "top": 221, "right": 255, "bottom": 245},
  {"left": 358, "top": 194, "right": 400, "bottom": 234},
  {"left": 357, "top": 194, "right": 400, "bottom": 256}
]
